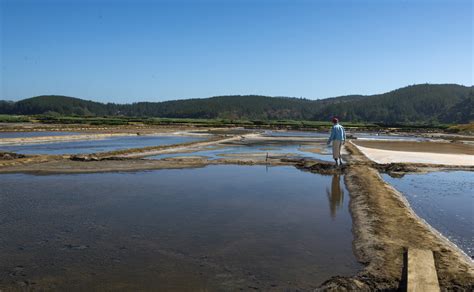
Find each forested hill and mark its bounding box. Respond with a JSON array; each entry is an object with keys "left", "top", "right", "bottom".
[{"left": 0, "top": 84, "right": 472, "bottom": 124}]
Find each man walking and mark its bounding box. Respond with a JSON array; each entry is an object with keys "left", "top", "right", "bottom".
[{"left": 327, "top": 117, "right": 346, "bottom": 166}]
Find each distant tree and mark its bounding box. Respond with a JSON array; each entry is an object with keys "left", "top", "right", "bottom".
[{"left": 0, "top": 84, "right": 471, "bottom": 124}]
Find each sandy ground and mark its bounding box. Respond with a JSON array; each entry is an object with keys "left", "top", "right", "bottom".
[
  {"left": 353, "top": 140, "right": 474, "bottom": 154},
  {"left": 355, "top": 145, "right": 474, "bottom": 166}
]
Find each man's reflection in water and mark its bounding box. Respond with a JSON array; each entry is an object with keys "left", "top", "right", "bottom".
[{"left": 327, "top": 174, "right": 344, "bottom": 219}]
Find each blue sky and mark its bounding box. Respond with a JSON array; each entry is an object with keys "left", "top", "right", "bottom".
[{"left": 1, "top": 0, "right": 472, "bottom": 102}]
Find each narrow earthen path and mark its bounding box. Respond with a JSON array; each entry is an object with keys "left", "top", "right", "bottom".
[{"left": 318, "top": 142, "right": 474, "bottom": 290}]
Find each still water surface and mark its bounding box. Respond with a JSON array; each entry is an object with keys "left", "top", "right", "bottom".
[
  {"left": 149, "top": 143, "right": 334, "bottom": 162},
  {"left": 0, "top": 165, "right": 359, "bottom": 291},
  {"left": 384, "top": 171, "right": 474, "bottom": 257},
  {"left": 0, "top": 135, "right": 202, "bottom": 155},
  {"left": 0, "top": 131, "right": 82, "bottom": 138},
  {"left": 263, "top": 130, "right": 427, "bottom": 141},
  {"left": 352, "top": 132, "right": 428, "bottom": 141},
  {"left": 263, "top": 130, "right": 328, "bottom": 137}
]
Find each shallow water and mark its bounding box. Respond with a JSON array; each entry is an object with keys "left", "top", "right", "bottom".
[
  {"left": 0, "top": 135, "right": 202, "bottom": 155},
  {"left": 0, "top": 131, "right": 82, "bottom": 138},
  {"left": 0, "top": 166, "right": 359, "bottom": 290},
  {"left": 263, "top": 130, "right": 428, "bottom": 141},
  {"left": 149, "top": 143, "right": 335, "bottom": 162},
  {"left": 263, "top": 130, "right": 329, "bottom": 137},
  {"left": 383, "top": 171, "right": 474, "bottom": 257},
  {"left": 352, "top": 132, "right": 428, "bottom": 141}
]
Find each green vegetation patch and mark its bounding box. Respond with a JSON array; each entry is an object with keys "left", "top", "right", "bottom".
[{"left": 0, "top": 114, "right": 31, "bottom": 123}]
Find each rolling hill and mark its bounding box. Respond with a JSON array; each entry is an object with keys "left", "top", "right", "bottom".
[{"left": 0, "top": 84, "right": 472, "bottom": 124}]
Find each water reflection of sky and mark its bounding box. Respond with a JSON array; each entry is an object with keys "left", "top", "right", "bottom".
[
  {"left": 263, "top": 130, "right": 428, "bottom": 142},
  {"left": 351, "top": 132, "right": 428, "bottom": 141},
  {"left": 147, "top": 143, "right": 334, "bottom": 162},
  {"left": 0, "top": 135, "right": 203, "bottom": 155},
  {"left": 0, "top": 166, "right": 359, "bottom": 290},
  {"left": 0, "top": 131, "right": 82, "bottom": 138},
  {"left": 383, "top": 171, "right": 474, "bottom": 257},
  {"left": 263, "top": 130, "right": 329, "bottom": 137}
]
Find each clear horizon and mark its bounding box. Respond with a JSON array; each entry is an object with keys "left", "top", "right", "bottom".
[{"left": 1, "top": 0, "right": 472, "bottom": 103}]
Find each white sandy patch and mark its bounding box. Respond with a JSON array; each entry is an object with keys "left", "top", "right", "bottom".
[
  {"left": 170, "top": 131, "right": 212, "bottom": 136},
  {"left": 355, "top": 145, "right": 474, "bottom": 166}
]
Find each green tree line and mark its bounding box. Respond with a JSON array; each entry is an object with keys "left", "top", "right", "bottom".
[{"left": 0, "top": 84, "right": 472, "bottom": 124}]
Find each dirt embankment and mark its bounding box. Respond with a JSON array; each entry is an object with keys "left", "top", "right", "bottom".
[
  {"left": 0, "top": 154, "right": 300, "bottom": 175},
  {"left": 317, "top": 143, "right": 474, "bottom": 291}
]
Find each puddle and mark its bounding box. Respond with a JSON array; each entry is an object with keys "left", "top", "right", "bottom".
[
  {"left": 0, "top": 135, "right": 203, "bottom": 155},
  {"left": 0, "top": 131, "right": 82, "bottom": 138},
  {"left": 383, "top": 171, "right": 474, "bottom": 257},
  {"left": 148, "top": 143, "right": 334, "bottom": 162},
  {"left": 0, "top": 166, "right": 360, "bottom": 290}
]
